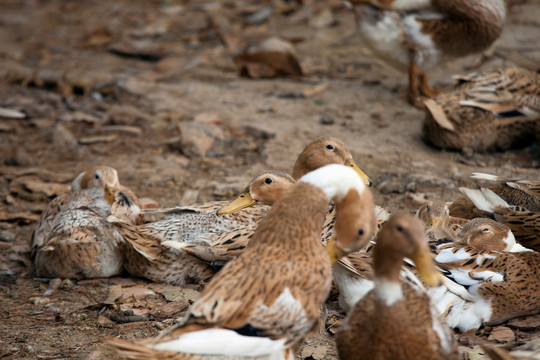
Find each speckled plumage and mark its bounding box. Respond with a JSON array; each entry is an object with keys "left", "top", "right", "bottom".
[
  {"left": 432, "top": 236, "right": 540, "bottom": 326},
  {"left": 350, "top": 0, "right": 506, "bottom": 105},
  {"left": 336, "top": 214, "right": 457, "bottom": 360},
  {"left": 34, "top": 186, "right": 141, "bottom": 279},
  {"left": 33, "top": 165, "right": 125, "bottom": 250},
  {"left": 117, "top": 204, "right": 268, "bottom": 285},
  {"left": 458, "top": 179, "right": 540, "bottom": 251},
  {"left": 118, "top": 136, "right": 372, "bottom": 285},
  {"left": 450, "top": 172, "right": 540, "bottom": 219},
  {"left": 108, "top": 165, "right": 376, "bottom": 360},
  {"left": 423, "top": 68, "right": 540, "bottom": 152}
]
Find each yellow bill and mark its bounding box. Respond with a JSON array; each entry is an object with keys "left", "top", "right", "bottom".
[
  {"left": 325, "top": 237, "right": 346, "bottom": 265},
  {"left": 345, "top": 158, "right": 373, "bottom": 187},
  {"left": 217, "top": 191, "right": 257, "bottom": 215},
  {"left": 104, "top": 185, "right": 115, "bottom": 205},
  {"left": 411, "top": 247, "right": 442, "bottom": 287},
  {"left": 428, "top": 216, "right": 442, "bottom": 228}
]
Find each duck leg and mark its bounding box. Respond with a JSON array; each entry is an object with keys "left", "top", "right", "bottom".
[
  {"left": 419, "top": 73, "right": 441, "bottom": 98},
  {"left": 407, "top": 53, "right": 425, "bottom": 108}
]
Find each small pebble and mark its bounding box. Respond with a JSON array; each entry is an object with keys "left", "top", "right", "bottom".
[
  {"left": 61, "top": 279, "right": 74, "bottom": 290},
  {"left": 320, "top": 114, "right": 335, "bottom": 125},
  {"left": 25, "top": 345, "right": 34, "bottom": 354},
  {"left": 0, "top": 230, "right": 15, "bottom": 242}
]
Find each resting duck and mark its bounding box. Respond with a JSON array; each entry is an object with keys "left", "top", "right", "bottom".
[
  {"left": 348, "top": 0, "right": 506, "bottom": 106},
  {"left": 34, "top": 184, "right": 142, "bottom": 279},
  {"left": 336, "top": 213, "right": 458, "bottom": 360},
  {"left": 32, "top": 165, "right": 133, "bottom": 252},
  {"left": 114, "top": 136, "right": 372, "bottom": 285},
  {"left": 431, "top": 217, "right": 539, "bottom": 331},
  {"left": 423, "top": 68, "right": 540, "bottom": 152},
  {"left": 459, "top": 185, "right": 540, "bottom": 251},
  {"left": 416, "top": 199, "right": 468, "bottom": 235},
  {"left": 108, "top": 164, "right": 376, "bottom": 360},
  {"left": 116, "top": 172, "right": 295, "bottom": 285},
  {"left": 450, "top": 172, "right": 540, "bottom": 220}
]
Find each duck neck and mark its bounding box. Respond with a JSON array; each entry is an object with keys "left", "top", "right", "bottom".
[{"left": 373, "top": 251, "right": 404, "bottom": 306}]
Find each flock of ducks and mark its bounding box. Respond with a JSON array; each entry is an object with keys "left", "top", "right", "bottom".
[
  {"left": 32, "top": 135, "right": 540, "bottom": 359},
  {"left": 348, "top": 0, "right": 540, "bottom": 152},
  {"left": 28, "top": 0, "right": 540, "bottom": 359}
]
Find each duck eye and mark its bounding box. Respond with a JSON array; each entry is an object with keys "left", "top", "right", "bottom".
[
  {"left": 358, "top": 228, "right": 364, "bottom": 236},
  {"left": 425, "top": 205, "right": 430, "bottom": 212},
  {"left": 396, "top": 225, "right": 403, "bottom": 232},
  {"left": 94, "top": 174, "right": 100, "bottom": 180},
  {"left": 326, "top": 144, "right": 334, "bottom": 150},
  {"left": 482, "top": 228, "right": 490, "bottom": 232},
  {"left": 265, "top": 178, "right": 272, "bottom": 184}
]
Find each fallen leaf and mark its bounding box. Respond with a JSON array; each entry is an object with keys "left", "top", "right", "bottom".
[
  {"left": 101, "top": 125, "right": 143, "bottom": 136},
  {"left": 78, "top": 134, "right": 118, "bottom": 145},
  {"left": 507, "top": 314, "right": 540, "bottom": 331},
  {"left": 233, "top": 37, "right": 303, "bottom": 78},
  {"left": 104, "top": 284, "right": 123, "bottom": 305},
  {"left": 149, "top": 301, "right": 189, "bottom": 321},
  {"left": 119, "top": 286, "right": 156, "bottom": 301},
  {"left": 148, "top": 284, "right": 200, "bottom": 303},
  {"left": 302, "top": 83, "right": 328, "bottom": 98},
  {"left": 97, "top": 314, "right": 115, "bottom": 328},
  {"left": 0, "top": 211, "right": 40, "bottom": 222},
  {"left": 109, "top": 277, "right": 138, "bottom": 287},
  {"left": 0, "top": 107, "right": 25, "bottom": 119},
  {"left": 22, "top": 179, "right": 68, "bottom": 198},
  {"left": 109, "top": 39, "right": 167, "bottom": 61},
  {"left": 487, "top": 326, "right": 515, "bottom": 343}
]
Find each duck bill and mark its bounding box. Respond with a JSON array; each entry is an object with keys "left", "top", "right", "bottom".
[
  {"left": 345, "top": 159, "right": 373, "bottom": 187},
  {"left": 428, "top": 216, "right": 442, "bottom": 228},
  {"left": 104, "top": 185, "right": 115, "bottom": 205},
  {"left": 411, "top": 248, "right": 442, "bottom": 287},
  {"left": 217, "top": 192, "right": 258, "bottom": 215},
  {"left": 325, "top": 237, "right": 346, "bottom": 265}
]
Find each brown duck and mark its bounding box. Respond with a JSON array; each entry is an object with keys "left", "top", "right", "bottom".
[
  {"left": 423, "top": 68, "right": 540, "bottom": 152},
  {"left": 107, "top": 164, "right": 376, "bottom": 360},
  {"left": 114, "top": 136, "right": 372, "bottom": 285},
  {"left": 34, "top": 184, "right": 142, "bottom": 279},
  {"left": 336, "top": 213, "right": 457, "bottom": 360},
  {"left": 348, "top": 0, "right": 506, "bottom": 106}
]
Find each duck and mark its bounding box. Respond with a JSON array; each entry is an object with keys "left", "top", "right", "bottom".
[
  {"left": 459, "top": 185, "right": 540, "bottom": 251},
  {"left": 32, "top": 165, "right": 130, "bottom": 252},
  {"left": 333, "top": 213, "right": 537, "bottom": 332},
  {"left": 116, "top": 171, "right": 295, "bottom": 285},
  {"left": 33, "top": 184, "right": 142, "bottom": 279},
  {"left": 218, "top": 136, "right": 372, "bottom": 214},
  {"left": 430, "top": 217, "right": 540, "bottom": 331},
  {"left": 107, "top": 164, "right": 376, "bottom": 360},
  {"left": 114, "top": 136, "right": 372, "bottom": 285},
  {"left": 423, "top": 68, "right": 540, "bottom": 152},
  {"left": 347, "top": 0, "right": 506, "bottom": 106},
  {"left": 450, "top": 172, "right": 540, "bottom": 220},
  {"left": 336, "top": 213, "right": 458, "bottom": 360},
  {"left": 416, "top": 199, "right": 468, "bottom": 235}
]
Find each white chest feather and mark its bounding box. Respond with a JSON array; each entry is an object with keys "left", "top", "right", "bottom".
[{"left": 374, "top": 278, "right": 403, "bottom": 306}]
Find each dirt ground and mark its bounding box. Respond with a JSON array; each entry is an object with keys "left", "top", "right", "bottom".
[{"left": 1, "top": 1, "right": 540, "bottom": 359}]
